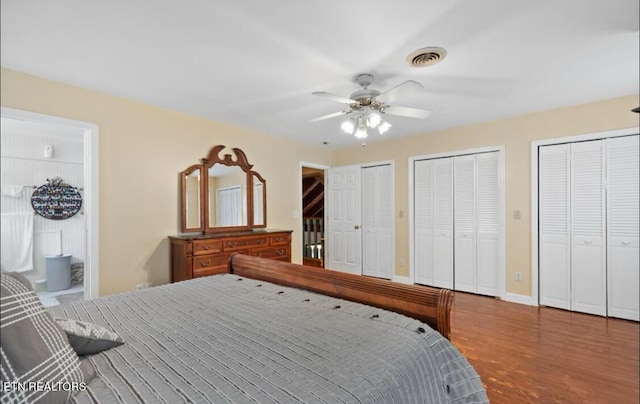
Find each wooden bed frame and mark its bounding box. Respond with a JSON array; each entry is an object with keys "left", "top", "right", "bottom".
[{"left": 228, "top": 253, "right": 454, "bottom": 340}]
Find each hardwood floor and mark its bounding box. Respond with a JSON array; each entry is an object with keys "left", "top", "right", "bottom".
[{"left": 451, "top": 292, "right": 639, "bottom": 404}]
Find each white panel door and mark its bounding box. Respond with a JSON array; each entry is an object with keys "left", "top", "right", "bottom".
[
  {"left": 454, "top": 155, "right": 476, "bottom": 293},
  {"left": 570, "top": 140, "right": 606, "bottom": 316},
  {"left": 539, "top": 144, "right": 571, "bottom": 310},
  {"left": 362, "top": 164, "right": 393, "bottom": 280},
  {"left": 413, "top": 159, "right": 434, "bottom": 285},
  {"left": 433, "top": 158, "right": 454, "bottom": 289},
  {"left": 476, "top": 151, "right": 501, "bottom": 296},
  {"left": 607, "top": 135, "right": 640, "bottom": 321},
  {"left": 326, "top": 165, "right": 362, "bottom": 274}
]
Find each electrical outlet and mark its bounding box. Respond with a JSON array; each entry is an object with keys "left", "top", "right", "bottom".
[
  {"left": 399, "top": 259, "right": 405, "bottom": 267},
  {"left": 514, "top": 210, "right": 522, "bottom": 220},
  {"left": 135, "top": 284, "right": 144, "bottom": 290},
  {"left": 515, "top": 272, "right": 523, "bottom": 282}
]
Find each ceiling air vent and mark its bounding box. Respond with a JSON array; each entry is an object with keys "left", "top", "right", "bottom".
[{"left": 406, "top": 47, "right": 447, "bottom": 67}]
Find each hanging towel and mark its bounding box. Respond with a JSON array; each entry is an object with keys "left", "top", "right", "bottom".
[
  {"left": 1, "top": 185, "right": 24, "bottom": 197},
  {"left": 0, "top": 213, "right": 34, "bottom": 273}
]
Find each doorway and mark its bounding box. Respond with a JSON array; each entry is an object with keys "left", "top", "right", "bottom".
[
  {"left": 1, "top": 107, "right": 99, "bottom": 300},
  {"left": 301, "top": 164, "right": 326, "bottom": 268}
]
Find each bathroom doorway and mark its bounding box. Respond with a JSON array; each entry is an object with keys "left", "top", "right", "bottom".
[{"left": 1, "top": 107, "right": 99, "bottom": 302}]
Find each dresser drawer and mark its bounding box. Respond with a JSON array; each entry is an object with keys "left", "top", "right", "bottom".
[
  {"left": 248, "top": 247, "right": 290, "bottom": 260},
  {"left": 270, "top": 234, "right": 290, "bottom": 246},
  {"left": 193, "top": 239, "right": 222, "bottom": 255},
  {"left": 193, "top": 250, "right": 250, "bottom": 277},
  {"left": 193, "top": 266, "right": 227, "bottom": 278},
  {"left": 223, "top": 236, "right": 268, "bottom": 251}
]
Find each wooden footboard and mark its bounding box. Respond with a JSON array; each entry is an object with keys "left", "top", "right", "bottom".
[{"left": 228, "top": 253, "right": 454, "bottom": 340}]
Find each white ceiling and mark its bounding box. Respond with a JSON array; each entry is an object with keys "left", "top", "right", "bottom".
[
  {"left": 1, "top": 117, "right": 85, "bottom": 141},
  {"left": 1, "top": 0, "right": 638, "bottom": 149}
]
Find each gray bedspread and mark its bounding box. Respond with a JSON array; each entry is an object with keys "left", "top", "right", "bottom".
[{"left": 51, "top": 274, "right": 488, "bottom": 403}]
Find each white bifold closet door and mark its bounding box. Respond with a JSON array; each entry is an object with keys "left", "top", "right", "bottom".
[
  {"left": 540, "top": 136, "right": 639, "bottom": 320},
  {"left": 570, "top": 140, "right": 606, "bottom": 316},
  {"left": 475, "top": 152, "right": 502, "bottom": 296},
  {"left": 414, "top": 159, "right": 435, "bottom": 285},
  {"left": 539, "top": 144, "right": 571, "bottom": 310},
  {"left": 414, "top": 151, "right": 501, "bottom": 295},
  {"left": 362, "top": 164, "right": 393, "bottom": 280},
  {"left": 540, "top": 141, "right": 606, "bottom": 315},
  {"left": 454, "top": 153, "right": 501, "bottom": 296},
  {"left": 607, "top": 135, "right": 639, "bottom": 321},
  {"left": 453, "top": 155, "right": 476, "bottom": 292},
  {"left": 414, "top": 158, "right": 454, "bottom": 288},
  {"left": 433, "top": 159, "right": 454, "bottom": 288}
]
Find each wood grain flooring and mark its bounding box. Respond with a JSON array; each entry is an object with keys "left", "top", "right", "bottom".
[{"left": 450, "top": 292, "right": 639, "bottom": 404}]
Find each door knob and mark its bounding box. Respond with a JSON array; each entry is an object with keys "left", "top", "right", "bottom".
[{"left": 354, "top": 225, "right": 360, "bottom": 230}]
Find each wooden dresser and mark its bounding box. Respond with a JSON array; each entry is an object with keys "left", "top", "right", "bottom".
[{"left": 169, "top": 230, "right": 292, "bottom": 282}]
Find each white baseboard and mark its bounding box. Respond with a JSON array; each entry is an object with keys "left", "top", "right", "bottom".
[
  {"left": 392, "top": 275, "right": 412, "bottom": 284},
  {"left": 504, "top": 293, "right": 538, "bottom": 306}
]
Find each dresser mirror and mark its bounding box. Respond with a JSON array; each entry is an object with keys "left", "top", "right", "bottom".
[
  {"left": 180, "top": 145, "right": 266, "bottom": 234},
  {"left": 207, "top": 164, "right": 248, "bottom": 228},
  {"left": 252, "top": 172, "right": 266, "bottom": 228},
  {"left": 180, "top": 164, "right": 204, "bottom": 233}
]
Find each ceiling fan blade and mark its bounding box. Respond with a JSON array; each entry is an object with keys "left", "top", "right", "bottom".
[
  {"left": 309, "top": 110, "right": 350, "bottom": 123},
  {"left": 312, "top": 92, "right": 355, "bottom": 105},
  {"left": 382, "top": 105, "right": 432, "bottom": 119},
  {"left": 376, "top": 80, "right": 423, "bottom": 103}
]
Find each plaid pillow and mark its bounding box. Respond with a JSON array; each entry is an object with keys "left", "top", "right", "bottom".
[{"left": 0, "top": 272, "right": 85, "bottom": 404}]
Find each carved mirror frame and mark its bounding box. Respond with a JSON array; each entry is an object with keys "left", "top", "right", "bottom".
[{"left": 180, "top": 145, "right": 267, "bottom": 234}]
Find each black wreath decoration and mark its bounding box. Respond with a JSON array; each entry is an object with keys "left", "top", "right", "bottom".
[{"left": 31, "top": 177, "right": 83, "bottom": 220}]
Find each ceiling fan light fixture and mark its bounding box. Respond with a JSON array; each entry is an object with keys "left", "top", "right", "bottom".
[
  {"left": 354, "top": 127, "right": 368, "bottom": 139},
  {"left": 341, "top": 119, "right": 355, "bottom": 134},
  {"left": 310, "top": 72, "right": 432, "bottom": 143},
  {"left": 366, "top": 113, "right": 382, "bottom": 128},
  {"left": 354, "top": 116, "right": 368, "bottom": 139},
  {"left": 378, "top": 121, "right": 391, "bottom": 135}
]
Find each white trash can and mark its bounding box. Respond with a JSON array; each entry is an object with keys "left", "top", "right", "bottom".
[{"left": 45, "top": 254, "right": 72, "bottom": 292}]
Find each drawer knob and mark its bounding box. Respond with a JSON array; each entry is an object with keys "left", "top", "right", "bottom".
[
  {"left": 276, "top": 249, "right": 285, "bottom": 256},
  {"left": 227, "top": 242, "right": 237, "bottom": 248},
  {"left": 257, "top": 239, "right": 265, "bottom": 245},
  {"left": 199, "top": 260, "right": 211, "bottom": 267},
  {"left": 274, "top": 237, "right": 283, "bottom": 242},
  {"left": 203, "top": 245, "right": 211, "bottom": 250}
]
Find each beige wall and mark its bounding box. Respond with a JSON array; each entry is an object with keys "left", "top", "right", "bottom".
[
  {"left": 3, "top": 66, "right": 637, "bottom": 299},
  {"left": 333, "top": 94, "right": 639, "bottom": 297},
  {"left": 1, "top": 67, "right": 331, "bottom": 296}
]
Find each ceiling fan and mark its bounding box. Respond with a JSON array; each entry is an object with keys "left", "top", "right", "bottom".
[{"left": 310, "top": 73, "right": 431, "bottom": 139}]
